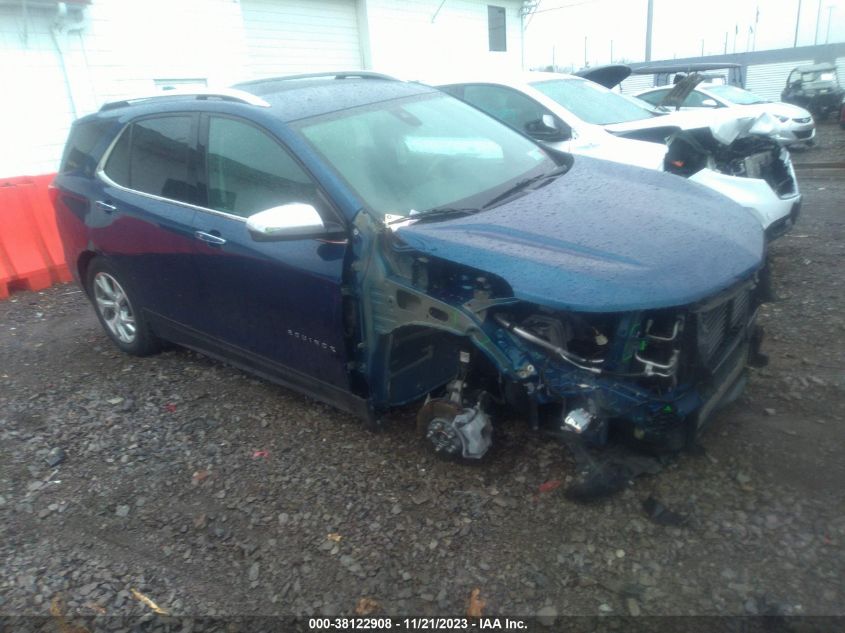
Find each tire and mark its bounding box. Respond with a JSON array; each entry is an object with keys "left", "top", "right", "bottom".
[{"left": 86, "top": 258, "right": 161, "bottom": 356}]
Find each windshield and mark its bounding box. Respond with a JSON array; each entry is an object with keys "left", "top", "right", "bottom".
[
  {"left": 296, "top": 94, "right": 555, "bottom": 219},
  {"left": 531, "top": 78, "right": 655, "bottom": 125},
  {"left": 708, "top": 84, "right": 767, "bottom": 105},
  {"left": 800, "top": 70, "right": 838, "bottom": 83}
]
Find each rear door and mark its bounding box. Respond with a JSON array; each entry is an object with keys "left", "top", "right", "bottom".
[
  {"left": 96, "top": 114, "right": 202, "bottom": 327},
  {"left": 190, "top": 114, "right": 351, "bottom": 390}
]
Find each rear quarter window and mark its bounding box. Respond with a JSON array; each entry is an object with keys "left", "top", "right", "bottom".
[{"left": 60, "top": 119, "right": 114, "bottom": 176}]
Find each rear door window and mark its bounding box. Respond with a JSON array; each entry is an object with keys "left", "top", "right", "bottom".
[
  {"left": 131, "top": 117, "right": 195, "bottom": 203},
  {"left": 102, "top": 116, "right": 196, "bottom": 205},
  {"left": 205, "top": 116, "right": 319, "bottom": 218}
]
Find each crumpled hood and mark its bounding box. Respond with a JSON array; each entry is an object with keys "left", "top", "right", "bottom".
[
  {"left": 739, "top": 101, "right": 813, "bottom": 120},
  {"left": 397, "top": 157, "right": 764, "bottom": 312},
  {"left": 604, "top": 108, "right": 721, "bottom": 134},
  {"left": 605, "top": 108, "right": 794, "bottom": 145}
]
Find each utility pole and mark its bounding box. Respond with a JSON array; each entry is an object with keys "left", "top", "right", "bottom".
[
  {"left": 753, "top": 5, "right": 759, "bottom": 50},
  {"left": 584, "top": 35, "right": 588, "bottom": 67},
  {"left": 701, "top": 39, "right": 704, "bottom": 56},
  {"left": 794, "top": 0, "right": 802, "bottom": 46},
  {"left": 724, "top": 31, "right": 728, "bottom": 53},
  {"left": 610, "top": 40, "right": 614, "bottom": 63},
  {"left": 825, "top": 5, "right": 834, "bottom": 43},
  {"left": 645, "top": 0, "right": 654, "bottom": 61},
  {"left": 814, "top": 0, "right": 822, "bottom": 44}
]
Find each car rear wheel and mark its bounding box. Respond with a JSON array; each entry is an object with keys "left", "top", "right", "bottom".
[{"left": 87, "top": 259, "right": 160, "bottom": 356}]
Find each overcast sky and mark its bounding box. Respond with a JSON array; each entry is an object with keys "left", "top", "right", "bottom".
[{"left": 524, "top": 0, "right": 845, "bottom": 70}]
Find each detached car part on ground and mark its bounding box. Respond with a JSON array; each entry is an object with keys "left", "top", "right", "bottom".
[
  {"left": 436, "top": 70, "right": 802, "bottom": 241},
  {"left": 52, "top": 75, "right": 768, "bottom": 496}
]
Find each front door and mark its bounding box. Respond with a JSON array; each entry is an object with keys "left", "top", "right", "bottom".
[{"left": 190, "top": 114, "right": 350, "bottom": 390}]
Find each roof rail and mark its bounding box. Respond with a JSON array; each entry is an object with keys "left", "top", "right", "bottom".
[
  {"left": 99, "top": 88, "right": 270, "bottom": 112},
  {"left": 235, "top": 71, "right": 399, "bottom": 86}
]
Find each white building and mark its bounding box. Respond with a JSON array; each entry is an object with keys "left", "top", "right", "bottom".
[{"left": 0, "top": 0, "right": 528, "bottom": 178}]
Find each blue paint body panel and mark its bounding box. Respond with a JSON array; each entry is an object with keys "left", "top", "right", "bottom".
[{"left": 398, "top": 156, "right": 764, "bottom": 312}]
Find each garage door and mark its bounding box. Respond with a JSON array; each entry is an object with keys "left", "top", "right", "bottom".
[{"left": 241, "top": 0, "right": 362, "bottom": 78}]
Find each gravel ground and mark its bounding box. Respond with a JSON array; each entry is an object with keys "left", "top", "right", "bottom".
[
  {"left": 791, "top": 120, "right": 845, "bottom": 164},
  {"left": 1, "top": 124, "right": 844, "bottom": 626}
]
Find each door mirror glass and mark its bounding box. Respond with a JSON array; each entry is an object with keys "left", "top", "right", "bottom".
[
  {"left": 246, "top": 203, "right": 326, "bottom": 241},
  {"left": 701, "top": 98, "right": 719, "bottom": 108},
  {"left": 526, "top": 115, "right": 571, "bottom": 142}
]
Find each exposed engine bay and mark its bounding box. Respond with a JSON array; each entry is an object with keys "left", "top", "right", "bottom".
[
  {"left": 349, "top": 211, "right": 769, "bottom": 482},
  {"left": 662, "top": 129, "right": 796, "bottom": 198},
  {"left": 615, "top": 119, "right": 797, "bottom": 202}
]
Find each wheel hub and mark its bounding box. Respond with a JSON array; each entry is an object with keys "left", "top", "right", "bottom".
[{"left": 426, "top": 417, "right": 463, "bottom": 456}]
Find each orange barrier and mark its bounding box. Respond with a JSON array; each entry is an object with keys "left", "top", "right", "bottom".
[{"left": 0, "top": 174, "right": 71, "bottom": 300}]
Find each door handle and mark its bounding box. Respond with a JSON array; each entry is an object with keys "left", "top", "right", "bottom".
[
  {"left": 195, "top": 231, "right": 227, "bottom": 246},
  {"left": 95, "top": 200, "right": 117, "bottom": 213}
]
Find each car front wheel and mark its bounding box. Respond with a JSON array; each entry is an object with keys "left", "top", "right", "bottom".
[{"left": 87, "top": 259, "right": 160, "bottom": 356}]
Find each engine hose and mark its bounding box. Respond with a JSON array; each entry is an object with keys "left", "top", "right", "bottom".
[
  {"left": 494, "top": 314, "right": 603, "bottom": 374},
  {"left": 495, "top": 314, "right": 669, "bottom": 382}
]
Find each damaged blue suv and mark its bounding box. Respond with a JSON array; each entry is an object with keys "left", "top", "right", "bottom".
[{"left": 53, "top": 72, "right": 767, "bottom": 467}]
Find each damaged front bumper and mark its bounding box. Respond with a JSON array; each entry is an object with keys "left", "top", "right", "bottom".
[
  {"left": 494, "top": 279, "right": 765, "bottom": 453},
  {"left": 688, "top": 167, "right": 801, "bottom": 241}
]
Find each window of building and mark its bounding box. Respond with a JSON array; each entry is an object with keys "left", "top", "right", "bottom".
[
  {"left": 488, "top": 6, "right": 507, "bottom": 52},
  {"left": 154, "top": 78, "right": 208, "bottom": 92}
]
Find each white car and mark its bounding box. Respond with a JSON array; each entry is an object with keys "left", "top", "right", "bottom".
[
  {"left": 636, "top": 83, "right": 816, "bottom": 147},
  {"left": 434, "top": 71, "right": 801, "bottom": 241}
]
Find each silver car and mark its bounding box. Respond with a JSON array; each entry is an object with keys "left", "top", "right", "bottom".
[{"left": 636, "top": 83, "right": 816, "bottom": 147}]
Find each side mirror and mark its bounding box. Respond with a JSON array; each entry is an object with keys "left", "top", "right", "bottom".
[
  {"left": 246, "top": 203, "right": 327, "bottom": 241},
  {"left": 701, "top": 98, "right": 719, "bottom": 108},
  {"left": 525, "top": 114, "right": 572, "bottom": 142}
]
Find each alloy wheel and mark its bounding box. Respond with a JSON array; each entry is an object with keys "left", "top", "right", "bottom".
[{"left": 93, "top": 272, "right": 136, "bottom": 344}]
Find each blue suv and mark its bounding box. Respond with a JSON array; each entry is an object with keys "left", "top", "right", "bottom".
[{"left": 52, "top": 72, "right": 767, "bottom": 465}]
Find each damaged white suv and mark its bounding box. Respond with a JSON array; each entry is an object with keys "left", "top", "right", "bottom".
[{"left": 436, "top": 71, "right": 801, "bottom": 241}]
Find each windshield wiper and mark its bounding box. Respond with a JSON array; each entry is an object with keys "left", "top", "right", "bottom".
[
  {"left": 385, "top": 207, "right": 481, "bottom": 226},
  {"left": 482, "top": 166, "right": 568, "bottom": 210}
]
